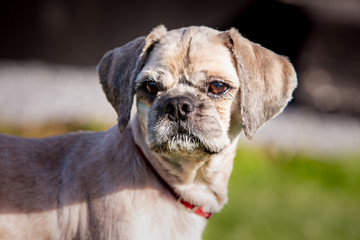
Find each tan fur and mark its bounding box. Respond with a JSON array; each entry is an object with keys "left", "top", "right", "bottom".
[{"left": 0, "top": 25, "right": 297, "bottom": 240}]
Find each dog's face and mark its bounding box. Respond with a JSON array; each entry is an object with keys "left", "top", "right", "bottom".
[
  {"left": 135, "top": 27, "right": 239, "bottom": 155},
  {"left": 97, "top": 26, "right": 297, "bottom": 157}
]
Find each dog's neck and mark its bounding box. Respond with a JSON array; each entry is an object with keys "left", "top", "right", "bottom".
[{"left": 130, "top": 115, "right": 239, "bottom": 213}]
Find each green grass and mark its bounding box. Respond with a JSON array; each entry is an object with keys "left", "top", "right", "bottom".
[
  {"left": 203, "top": 147, "right": 360, "bottom": 240},
  {"left": 2, "top": 123, "right": 360, "bottom": 239}
]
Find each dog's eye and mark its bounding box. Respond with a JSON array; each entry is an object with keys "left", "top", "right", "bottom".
[
  {"left": 144, "top": 81, "right": 159, "bottom": 95},
  {"left": 208, "top": 82, "right": 229, "bottom": 95}
]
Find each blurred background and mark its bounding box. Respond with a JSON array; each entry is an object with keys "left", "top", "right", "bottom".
[{"left": 0, "top": 0, "right": 360, "bottom": 239}]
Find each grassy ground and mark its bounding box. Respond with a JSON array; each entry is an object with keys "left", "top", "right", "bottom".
[
  {"left": 2, "top": 123, "right": 360, "bottom": 239},
  {"left": 203, "top": 147, "right": 360, "bottom": 240}
]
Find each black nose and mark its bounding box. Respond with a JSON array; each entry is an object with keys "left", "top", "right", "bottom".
[{"left": 164, "top": 96, "right": 195, "bottom": 121}]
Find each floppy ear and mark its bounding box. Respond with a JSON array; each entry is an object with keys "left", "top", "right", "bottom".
[
  {"left": 97, "top": 25, "right": 167, "bottom": 132},
  {"left": 223, "top": 28, "right": 297, "bottom": 140}
]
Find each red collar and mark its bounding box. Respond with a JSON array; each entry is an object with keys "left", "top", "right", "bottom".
[{"left": 134, "top": 143, "right": 213, "bottom": 219}]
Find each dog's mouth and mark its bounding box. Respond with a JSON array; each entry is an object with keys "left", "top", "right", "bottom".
[
  {"left": 151, "top": 133, "right": 200, "bottom": 152},
  {"left": 149, "top": 132, "right": 221, "bottom": 155}
]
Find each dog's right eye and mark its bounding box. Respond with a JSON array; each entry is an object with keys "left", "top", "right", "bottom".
[{"left": 144, "top": 81, "right": 159, "bottom": 96}]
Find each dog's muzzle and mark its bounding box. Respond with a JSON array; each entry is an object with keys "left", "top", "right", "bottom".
[
  {"left": 161, "top": 96, "right": 200, "bottom": 152},
  {"left": 147, "top": 94, "right": 228, "bottom": 154}
]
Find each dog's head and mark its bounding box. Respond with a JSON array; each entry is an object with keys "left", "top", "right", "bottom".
[{"left": 98, "top": 26, "right": 297, "bottom": 156}]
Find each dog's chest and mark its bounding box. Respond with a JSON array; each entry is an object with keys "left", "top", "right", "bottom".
[
  {"left": 78, "top": 188, "right": 206, "bottom": 240},
  {"left": 96, "top": 188, "right": 207, "bottom": 240}
]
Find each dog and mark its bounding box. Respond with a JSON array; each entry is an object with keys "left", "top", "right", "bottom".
[{"left": 0, "top": 25, "right": 297, "bottom": 239}]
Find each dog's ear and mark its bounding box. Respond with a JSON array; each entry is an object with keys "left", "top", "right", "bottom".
[
  {"left": 97, "top": 25, "right": 167, "bottom": 132},
  {"left": 222, "top": 28, "right": 297, "bottom": 140},
  {"left": 97, "top": 37, "right": 145, "bottom": 132}
]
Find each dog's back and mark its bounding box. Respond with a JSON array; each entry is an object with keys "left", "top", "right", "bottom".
[
  {"left": 0, "top": 132, "right": 106, "bottom": 239},
  {"left": 1, "top": 134, "right": 65, "bottom": 210}
]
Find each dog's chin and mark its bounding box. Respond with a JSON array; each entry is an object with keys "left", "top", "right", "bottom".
[{"left": 149, "top": 133, "right": 221, "bottom": 155}]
